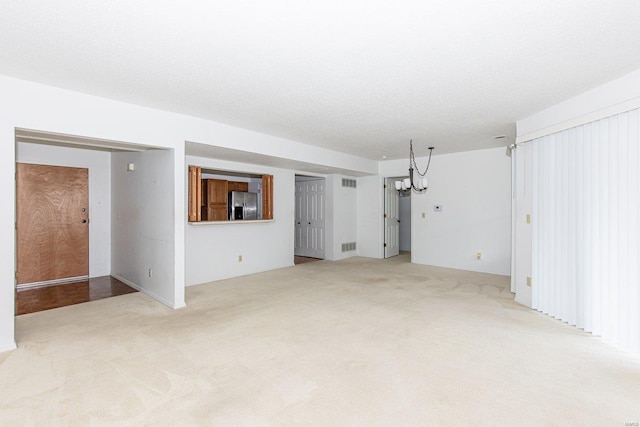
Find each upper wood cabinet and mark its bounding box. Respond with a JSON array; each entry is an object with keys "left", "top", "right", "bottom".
[{"left": 228, "top": 181, "right": 249, "bottom": 192}]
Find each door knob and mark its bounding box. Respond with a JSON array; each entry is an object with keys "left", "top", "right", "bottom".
[{"left": 82, "top": 208, "right": 86, "bottom": 212}]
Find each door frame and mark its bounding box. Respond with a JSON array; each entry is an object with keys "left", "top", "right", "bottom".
[
  {"left": 384, "top": 177, "right": 400, "bottom": 258},
  {"left": 16, "top": 162, "right": 90, "bottom": 288},
  {"left": 384, "top": 176, "right": 410, "bottom": 258},
  {"left": 294, "top": 174, "right": 326, "bottom": 259}
]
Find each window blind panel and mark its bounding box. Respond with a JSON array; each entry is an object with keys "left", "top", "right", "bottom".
[
  {"left": 617, "top": 112, "right": 629, "bottom": 348},
  {"left": 532, "top": 108, "right": 640, "bottom": 353},
  {"left": 574, "top": 124, "right": 585, "bottom": 329},
  {"left": 532, "top": 141, "right": 540, "bottom": 310},
  {"left": 629, "top": 109, "right": 640, "bottom": 352}
]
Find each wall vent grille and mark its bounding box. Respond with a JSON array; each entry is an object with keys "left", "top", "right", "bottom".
[
  {"left": 341, "top": 242, "right": 356, "bottom": 252},
  {"left": 341, "top": 178, "right": 356, "bottom": 188}
]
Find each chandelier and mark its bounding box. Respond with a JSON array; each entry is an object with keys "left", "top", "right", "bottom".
[{"left": 395, "top": 140, "right": 434, "bottom": 192}]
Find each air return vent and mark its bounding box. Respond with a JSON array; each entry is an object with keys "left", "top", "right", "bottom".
[
  {"left": 341, "top": 178, "right": 356, "bottom": 188},
  {"left": 341, "top": 242, "right": 356, "bottom": 252}
]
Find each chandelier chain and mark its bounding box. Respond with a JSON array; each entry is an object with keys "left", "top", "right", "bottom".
[
  {"left": 409, "top": 139, "right": 433, "bottom": 177},
  {"left": 395, "top": 139, "right": 434, "bottom": 193}
]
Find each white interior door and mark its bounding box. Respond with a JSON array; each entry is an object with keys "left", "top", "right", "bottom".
[
  {"left": 304, "top": 179, "right": 325, "bottom": 258},
  {"left": 295, "top": 178, "right": 325, "bottom": 259},
  {"left": 384, "top": 178, "right": 400, "bottom": 258},
  {"left": 295, "top": 181, "right": 305, "bottom": 256}
]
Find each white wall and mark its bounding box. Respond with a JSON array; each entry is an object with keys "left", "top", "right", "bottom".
[
  {"left": 411, "top": 148, "right": 511, "bottom": 275},
  {"left": 0, "top": 123, "right": 15, "bottom": 352},
  {"left": 512, "top": 144, "right": 533, "bottom": 307},
  {"left": 111, "top": 150, "right": 178, "bottom": 307},
  {"left": 16, "top": 142, "right": 111, "bottom": 277},
  {"left": 379, "top": 148, "right": 511, "bottom": 275},
  {"left": 356, "top": 175, "right": 383, "bottom": 259},
  {"left": 326, "top": 175, "right": 358, "bottom": 261},
  {"left": 325, "top": 177, "right": 335, "bottom": 260},
  {"left": 185, "top": 156, "right": 295, "bottom": 285}
]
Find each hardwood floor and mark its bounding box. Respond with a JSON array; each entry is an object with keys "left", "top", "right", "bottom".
[
  {"left": 15, "top": 276, "right": 138, "bottom": 315},
  {"left": 294, "top": 256, "right": 322, "bottom": 265}
]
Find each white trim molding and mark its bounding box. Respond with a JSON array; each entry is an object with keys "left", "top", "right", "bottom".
[{"left": 517, "top": 96, "right": 640, "bottom": 144}]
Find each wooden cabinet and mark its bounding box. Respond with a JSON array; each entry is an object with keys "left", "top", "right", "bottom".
[
  {"left": 202, "top": 179, "right": 229, "bottom": 221},
  {"left": 228, "top": 181, "right": 249, "bottom": 192},
  {"left": 200, "top": 180, "right": 252, "bottom": 221}
]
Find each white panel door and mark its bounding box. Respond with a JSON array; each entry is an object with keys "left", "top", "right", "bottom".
[
  {"left": 384, "top": 178, "right": 400, "bottom": 258},
  {"left": 304, "top": 180, "right": 325, "bottom": 259},
  {"left": 295, "top": 178, "right": 325, "bottom": 259},
  {"left": 295, "top": 181, "right": 306, "bottom": 256}
]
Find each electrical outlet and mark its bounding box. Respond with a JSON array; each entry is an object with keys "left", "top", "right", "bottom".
[
  {"left": 421, "top": 212, "right": 426, "bottom": 219},
  {"left": 526, "top": 214, "right": 532, "bottom": 224},
  {"left": 476, "top": 252, "right": 482, "bottom": 260},
  {"left": 148, "top": 268, "right": 152, "bottom": 278},
  {"left": 238, "top": 255, "right": 243, "bottom": 262},
  {"left": 527, "top": 276, "right": 532, "bottom": 287}
]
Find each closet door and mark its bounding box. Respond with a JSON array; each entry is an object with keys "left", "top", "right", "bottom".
[{"left": 295, "top": 178, "right": 325, "bottom": 259}]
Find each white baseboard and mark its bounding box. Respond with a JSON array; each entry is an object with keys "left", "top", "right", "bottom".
[
  {"left": 0, "top": 341, "right": 17, "bottom": 353},
  {"left": 111, "top": 274, "right": 181, "bottom": 309}
]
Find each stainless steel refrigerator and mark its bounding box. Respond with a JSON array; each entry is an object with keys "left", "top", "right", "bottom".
[{"left": 228, "top": 191, "right": 258, "bottom": 220}]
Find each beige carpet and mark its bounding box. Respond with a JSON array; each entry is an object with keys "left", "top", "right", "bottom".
[{"left": 2, "top": 254, "right": 639, "bottom": 425}]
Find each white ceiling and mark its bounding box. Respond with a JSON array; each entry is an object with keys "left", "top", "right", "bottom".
[{"left": 2, "top": 1, "right": 640, "bottom": 160}]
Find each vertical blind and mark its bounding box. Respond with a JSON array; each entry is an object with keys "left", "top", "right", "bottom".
[{"left": 532, "top": 108, "right": 640, "bottom": 353}]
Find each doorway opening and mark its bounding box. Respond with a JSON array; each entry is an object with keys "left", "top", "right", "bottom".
[
  {"left": 294, "top": 175, "right": 326, "bottom": 264},
  {"left": 14, "top": 129, "right": 174, "bottom": 315},
  {"left": 14, "top": 161, "right": 138, "bottom": 314},
  {"left": 384, "top": 177, "right": 411, "bottom": 258}
]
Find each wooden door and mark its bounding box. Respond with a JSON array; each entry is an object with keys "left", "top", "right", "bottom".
[{"left": 16, "top": 163, "right": 89, "bottom": 286}]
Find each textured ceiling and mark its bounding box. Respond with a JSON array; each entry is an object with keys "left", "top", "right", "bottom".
[{"left": 1, "top": 1, "right": 640, "bottom": 160}]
